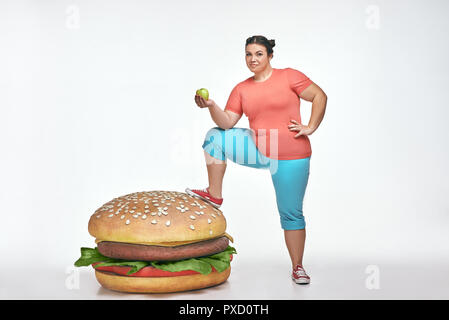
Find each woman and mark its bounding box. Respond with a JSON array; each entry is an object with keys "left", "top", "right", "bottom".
[{"left": 186, "top": 35, "right": 327, "bottom": 284}]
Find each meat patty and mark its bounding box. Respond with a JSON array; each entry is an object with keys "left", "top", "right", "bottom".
[{"left": 97, "top": 236, "right": 229, "bottom": 261}]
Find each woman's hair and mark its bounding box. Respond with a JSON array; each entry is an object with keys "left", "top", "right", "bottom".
[{"left": 245, "top": 35, "right": 275, "bottom": 58}]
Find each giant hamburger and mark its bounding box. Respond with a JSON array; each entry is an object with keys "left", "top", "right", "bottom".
[{"left": 74, "top": 190, "right": 236, "bottom": 293}]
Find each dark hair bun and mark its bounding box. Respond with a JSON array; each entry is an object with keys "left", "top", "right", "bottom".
[{"left": 269, "top": 39, "right": 276, "bottom": 48}]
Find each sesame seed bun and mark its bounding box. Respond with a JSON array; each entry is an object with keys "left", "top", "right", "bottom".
[
  {"left": 88, "top": 191, "right": 227, "bottom": 244},
  {"left": 94, "top": 266, "right": 231, "bottom": 293}
]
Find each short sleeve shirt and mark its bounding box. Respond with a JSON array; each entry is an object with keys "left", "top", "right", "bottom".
[{"left": 224, "top": 67, "right": 313, "bottom": 160}]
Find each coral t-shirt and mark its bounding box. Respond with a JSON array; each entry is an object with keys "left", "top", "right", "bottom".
[{"left": 224, "top": 67, "right": 313, "bottom": 160}]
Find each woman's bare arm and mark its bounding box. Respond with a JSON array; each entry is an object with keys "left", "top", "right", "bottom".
[{"left": 299, "top": 83, "right": 327, "bottom": 132}]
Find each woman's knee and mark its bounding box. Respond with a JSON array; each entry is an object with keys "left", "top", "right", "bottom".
[
  {"left": 202, "top": 127, "right": 226, "bottom": 161},
  {"left": 203, "top": 127, "right": 224, "bottom": 142},
  {"left": 203, "top": 126, "right": 245, "bottom": 151},
  {"left": 203, "top": 127, "right": 225, "bottom": 149},
  {"left": 280, "top": 214, "right": 306, "bottom": 230}
]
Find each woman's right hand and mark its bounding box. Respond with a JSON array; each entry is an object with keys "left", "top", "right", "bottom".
[{"left": 195, "top": 94, "right": 215, "bottom": 109}]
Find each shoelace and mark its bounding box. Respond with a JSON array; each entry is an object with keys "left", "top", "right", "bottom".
[{"left": 294, "top": 266, "right": 309, "bottom": 278}]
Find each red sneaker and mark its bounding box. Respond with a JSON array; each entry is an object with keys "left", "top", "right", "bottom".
[
  {"left": 292, "top": 265, "right": 311, "bottom": 284},
  {"left": 185, "top": 187, "right": 223, "bottom": 208}
]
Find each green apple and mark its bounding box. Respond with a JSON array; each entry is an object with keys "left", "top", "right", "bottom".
[{"left": 196, "top": 88, "right": 209, "bottom": 100}]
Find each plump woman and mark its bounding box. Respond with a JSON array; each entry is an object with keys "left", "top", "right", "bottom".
[{"left": 186, "top": 35, "right": 327, "bottom": 284}]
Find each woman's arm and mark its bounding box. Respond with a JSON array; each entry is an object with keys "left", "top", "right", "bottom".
[
  {"left": 196, "top": 95, "right": 235, "bottom": 129},
  {"left": 299, "top": 83, "right": 327, "bottom": 133},
  {"left": 207, "top": 101, "right": 239, "bottom": 130}
]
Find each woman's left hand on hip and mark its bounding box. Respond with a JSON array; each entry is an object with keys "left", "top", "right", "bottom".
[{"left": 288, "top": 120, "right": 315, "bottom": 137}]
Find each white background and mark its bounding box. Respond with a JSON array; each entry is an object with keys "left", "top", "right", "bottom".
[{"left": 1, "top": 0, "right": 448, "bottom": 299}]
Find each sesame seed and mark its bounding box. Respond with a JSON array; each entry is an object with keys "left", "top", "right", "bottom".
[
  {"left": 190, "top": 215, "right": 196, "bottom": 220},
  {"left": 190, "top": 225, "right": 195, "bottom": 230},
  {"left": 166, "top": 220, "right": 171, "bottom": 226},
  {"left": 125, "top": 219, "right": 130, "bottom": 225},
  {"left": 208, "top": 219, "right": 212, "bottom": 224},
  {"left": 142, "top": 215, "right": 147, "bottom": 219},
  {"left": 151, "top": 219, "right": 157, "bottom": 224},
  {"left": 120, "top": 215, "right": 125, "bottom": 219}
]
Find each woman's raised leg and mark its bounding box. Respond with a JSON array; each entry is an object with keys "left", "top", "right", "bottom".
[
  {"left": 204, "top": 150, "right": 226, "bottom": 199},
  {"left": 187, "top": 127, "right": 270, "bottom": 207}
]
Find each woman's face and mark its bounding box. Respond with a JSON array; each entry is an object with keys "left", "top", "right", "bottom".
[{"left": 245, "top": 43, "right": 272, "bottom": 73}]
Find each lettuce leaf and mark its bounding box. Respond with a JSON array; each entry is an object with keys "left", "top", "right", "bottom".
[
  {"left": 74, "top": 247, "right": 116, "bottom": 266},
  {"left": 150, "top": 258, "right": 212, "bottom": 275},
  {"left": 94, "top": 260, "right": 150, "bottom": 275},
  {"left": 74, "top": 245, "right": 237, "bottom": 275}
]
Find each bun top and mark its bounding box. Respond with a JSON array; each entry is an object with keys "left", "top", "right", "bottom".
[{"left": 88, "top": 191, "right": 226, "bottom": 244}]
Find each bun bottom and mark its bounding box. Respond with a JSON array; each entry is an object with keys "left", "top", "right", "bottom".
[{"left": 95, "top": 266, "right": 231, "bottom": 293}]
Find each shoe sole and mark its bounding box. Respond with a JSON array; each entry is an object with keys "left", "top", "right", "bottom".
[
  {"left": 185, "top": 188, "right": 222, "bottom": 209},
  {"left": 292, "top": 277, "right": 310, "bottom": 285}
]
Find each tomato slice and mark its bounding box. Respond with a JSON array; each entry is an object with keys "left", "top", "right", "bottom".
[{"left": 93, "top": 254, "right": 233, "bottom": 277}]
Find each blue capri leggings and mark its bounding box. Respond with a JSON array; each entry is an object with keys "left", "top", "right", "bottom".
[{"left": 202, "top": 127, "right": 310, "bottom": 230}]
